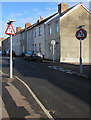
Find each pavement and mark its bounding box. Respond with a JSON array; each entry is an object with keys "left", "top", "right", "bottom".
[
  {"left": 0, "top": 72, "right": 48, "bottom": 120},
  {"left": 44, "top": 60, "right": 91, "bottom": 78}
]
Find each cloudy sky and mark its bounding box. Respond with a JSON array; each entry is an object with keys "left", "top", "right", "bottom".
[{"left": 1, "top": 0, "right": 90, "bottom": 38}]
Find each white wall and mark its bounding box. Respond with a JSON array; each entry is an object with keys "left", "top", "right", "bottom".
[
  {"left": 33, "top": 24, "right": 45, "bottom": 56},
  {"left": 27, "top": 23, "right": 45, "bottom": 57}
]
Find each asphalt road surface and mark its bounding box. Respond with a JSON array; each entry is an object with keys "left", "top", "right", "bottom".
[{"left": 2, "top": 56, "right": 90, "bottom": 119}]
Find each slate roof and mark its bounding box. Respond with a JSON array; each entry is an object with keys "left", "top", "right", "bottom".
[
  {"left": 46, "top": 3, "right": 90, "bottom": 24},
  {"left": 17, "top": 12, "right": 58, "bottom": 34},
  {"left": 26, "top": 4, "right": 78, "bottom": 28},
  {"left": 16, "top": 3, "right": 90, "bottom": 33},
  {"left": 26, "top": 12, "right": 58, "bottom": 31}
]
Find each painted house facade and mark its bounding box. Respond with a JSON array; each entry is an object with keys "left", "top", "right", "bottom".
[
  {"left": 27, "top": 21, "right": 46, "bottom": 56},
  {"left": 59, "top": 3, "right": 90, "bottom": 64},
  {"left": 2, "top": 37, "right": 10, "bottom": 51},
  {"left": 0, "top": 37, "right": 4, "bottom": 50},
  {"left": 45, "top": 14, "right": 60, "bottom": 61},
  {"left": 26, "top": 14, "right": 57, "bottom": 57},
  {"left": 45, "top": 3, "right": 91, "bottom": 64},
  {"left": 12, "top": 23, "right": 30, "bottom": 56},
  {"left": 12, "top": 31, "right": 21, "bottom": 56}
]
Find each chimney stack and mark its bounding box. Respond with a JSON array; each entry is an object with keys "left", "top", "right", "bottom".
[
  {"left": 40, "top": 16, "right": 43, "bottom": 21},
  {"left": 16, "top": 27, "right": 22, "bottom": 32},
  {"left": 25, "top": 22, "right": 31, "bottom": 28},
  {"left": 58, "top": 3, "right": 69, "bottom": 13},
  {"left": 37, "top": 16, "right": 43, "bottom": 23}
]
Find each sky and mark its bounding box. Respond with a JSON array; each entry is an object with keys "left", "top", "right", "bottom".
[{"left": 0, "top": 1, "right": 90, "bottom": 38}]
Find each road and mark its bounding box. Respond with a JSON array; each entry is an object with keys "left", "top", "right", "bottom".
[{"left": 2, "top": 56, "right": 89, "bottom": 118}]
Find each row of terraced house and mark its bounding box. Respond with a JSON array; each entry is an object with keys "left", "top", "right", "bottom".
[{"left": 2, "top": 3, "right": 91, "bottom": 64}]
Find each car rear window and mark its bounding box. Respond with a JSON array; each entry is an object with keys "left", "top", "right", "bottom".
[
  {"left": 28, "top": 51, "right": 33, "bottom": 55},
  {"left": 34, "top": 51, "right": 41, "bottom": 55}
]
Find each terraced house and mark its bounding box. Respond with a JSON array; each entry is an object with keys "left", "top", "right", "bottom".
[
  {"left": 2, "top": 3, "right": 91, "bottom": 64},
  {"left": 45, "top": 3, "right": 91, "bottom": 64},
  {"left": 26, "top": 14, "right": 57, "bottom": 57}
]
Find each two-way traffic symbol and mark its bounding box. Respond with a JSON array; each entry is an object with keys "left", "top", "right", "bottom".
[
  {"left": 76, "top": 28, "right": 87, "bottom": 40},
  {"left": 5, "top": 24, "right": 16, "bottom": 35}
]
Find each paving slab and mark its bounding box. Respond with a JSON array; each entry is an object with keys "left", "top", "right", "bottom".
[{"left": 0, "top": 73, "right": 48, "bottom": 119}]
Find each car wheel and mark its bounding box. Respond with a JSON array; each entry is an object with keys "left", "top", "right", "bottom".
[
  {"left": 40, "top": 59, "right": 43, "bottom": 62},
  {"left": 24, "top": 56, "right": 26, "bottom": 60},
  {"left": 29, "top": 57, "right": 32, "bottom": 61}
]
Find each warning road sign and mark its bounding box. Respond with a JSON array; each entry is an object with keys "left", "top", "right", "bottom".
[
  {"left": 76, "top": 29, "right": 87, "bottom": 40},
  {"left": 5, "top": 24, "right": 16, "bottom": 35}
]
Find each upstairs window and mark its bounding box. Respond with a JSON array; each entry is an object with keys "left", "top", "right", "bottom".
[
  {"left": 48, "top": 24, "right": 52, "bottom": 34},
  {"left": 28, "top": 30, "right": 31, "bottom": 39},
  {"left": 55, "top": 21, "right": 59, "bottom": 32},
  {"left": 32, "top": 29, "right": 34, "bottom": 38},
  {"left": 30, "top": 30, "right": 32, "bottom": 38},
  {"left": 39, "top": 26, "right": 41, "bottom": 36},
  {"left": 34, "top": 28, "right": 36, "bottom": 37}
]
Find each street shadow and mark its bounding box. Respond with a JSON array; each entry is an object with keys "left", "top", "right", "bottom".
[
  {"left": 2, "top": 64, "right": 9, "bottom": 67},
  {"left": 2, "top": 82, "right": 31, "bottom": 119},
  {"left": 12, "top": 57, "right": 90, "bottom": 105},
  {"left": 2, "top": 57, "right": 90, "bottom": 106}
]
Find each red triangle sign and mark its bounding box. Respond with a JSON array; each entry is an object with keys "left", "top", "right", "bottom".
[{"left": 5, "top": 24, "right": 16, "bottom": 35}]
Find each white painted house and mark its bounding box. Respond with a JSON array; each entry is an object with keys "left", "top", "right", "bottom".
[
  {"left": 27, "top": 22, "right": 45, "bottom": 56},
  {"left": 26, "top": 15, "right": 57, "bottom": 58}
]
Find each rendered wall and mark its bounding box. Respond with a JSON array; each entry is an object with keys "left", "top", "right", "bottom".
[{"left": 60, "top": 5, "right": 90, "bottom": 64}]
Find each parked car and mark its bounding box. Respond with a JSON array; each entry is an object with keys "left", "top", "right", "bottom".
[
  {"left": 0, "top": 50, "right": 2, "bottom": 55},
  {"left": 2, "top": 51, "right": 6, "bottom": 55},
  {"left": 24, "top": 50, "right": 43, "bottom": 61},
  {"left": 6, "top": 50, "right": 16, "bottom": 57}
]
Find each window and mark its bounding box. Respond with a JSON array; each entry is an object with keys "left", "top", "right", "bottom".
[
  {"left": 32, "top": 44, "right": 34, "bottom": 50},
  {"left": 39, "top": 43, "right": 42, "bottom": 52},
  {"left": 18, "top": 34, "right": 21, "bottom": 40},
  {"left": 35, "top": 44, "right": 37, "bottom": 50},
  {"left": 39, "top": 26, "right": 41, "bottom": 36},
  {"left": 34, "top": 28, "right": 36, "bottom": 37},
  {"left": 55, "top": 21, "right": 59, "bottom": 32},
  {"left": 30, "top": 30, "right": 32, "bottom": 38},
  {"left": 48, "top": 24, "right": 52, "bottom": 34},
  {"left": 28, "top": 31, "right": 31, "bottom": 39},
  {"left": 32, "top": 29, "right": 33, "bottom": 38}
]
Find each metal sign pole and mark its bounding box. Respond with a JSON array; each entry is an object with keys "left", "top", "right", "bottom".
[
  {"left": 10, "top": 34, "right": 13, "bottom": 78},
  {"left": 5, "top": 20, "right": 15, "bottom": 78},
  {"left": 76, "top": 26, "right": 87, "bottom": 74},
  {"left": 80, "top": 38, "right": 83, "bottom": 74},
  {"left": 51, "top": 40, "right": 55, "bottom": 63},
  {"left": 53, "top": 45, "right": 54, "bottom": 63}
]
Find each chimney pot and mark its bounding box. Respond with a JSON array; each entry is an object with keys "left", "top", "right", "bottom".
[{"left": 40, "top": 16, "right": 43, "bottom": 20}]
